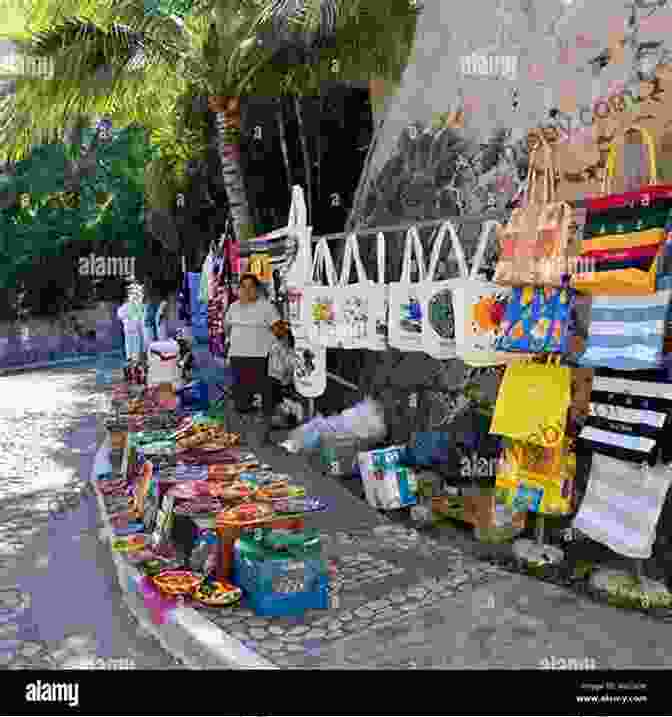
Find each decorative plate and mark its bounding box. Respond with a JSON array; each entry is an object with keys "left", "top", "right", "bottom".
[
  {"left": 192, "top": 580, "right": 242, "bottom": 607},
  {"left": 216, "top": 502, "right": 275, "bottom": 527},
  {"left": 173, "top": 498, "right": 225, "bottom": 516},
  {"left": 208, "top": 483, "right": 254, "bottom": 501},
  {"left": 167, "top": 481, "right": 213, "bottom": 500},
  {"left": 274, "top": 497, "right": 328, "bottom": 514},
  {"left": 111, "top": 535, "right": 146, "bottom": 552},
  {"left": 152, "top": 569, "right": 202, "bottom": 596}
]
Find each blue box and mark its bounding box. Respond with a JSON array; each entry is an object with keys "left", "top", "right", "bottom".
[{"left": 233, "top": 537, "right": 329, "bottom": 617}]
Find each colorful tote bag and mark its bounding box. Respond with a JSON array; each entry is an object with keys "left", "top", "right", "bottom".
[
  {"left": 388, "top": 226, "right": 427, "bottom": 353},
  {"left": 494, "top": 140, "right": 576, "bottom": 287},
  {"left": 578, "top": 291, "right": 672, "bottom": 370},
  {"left": 334, "top": 232, "right": 387, "bottom": 350},
  {"left": 419, "top": 220, "right": 469, "bottom": 360},
  {"left": 573, "top": 453, "right": 672, "bottom": 560},
  {"left": 453, "top": 220, "right": 530, "bottom": 366},
  {"left": 496, "top": 439, "right": 575, "bottom": 516},
  {"left": 494, "top": 286, "right": 574, "bottom": 354},
  {"left": 489, "top": 357, "right": 571, "bottom": 448},
  {"left": 578, "top": 374, "right": 672, "bottom": 466},
  {"left": 572, "top": 127, "right": 670, "bottom": 296},
  {"left": 303, "top": 236, "right": 340, "bottom": 348}
]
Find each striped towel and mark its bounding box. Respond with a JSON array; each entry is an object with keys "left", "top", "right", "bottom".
[{"left": 579, "top": 291, "right": 672, "bottom": 370}]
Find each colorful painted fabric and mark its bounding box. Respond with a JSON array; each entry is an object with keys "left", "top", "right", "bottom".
[
  {"left": 581, "top": 227, "right": 664, "bottom": 254},
  {"left": 494, "top": 286, "right": 574, "bottom": 354},
  {"left": 584, "top": 245, "right": 660, "bottom": 263},
  {"left": 578, "top": 291, "right": 672, "bottom": 370},
  {"left": 583, "top": 206, "right": 672, "bottom": 239},
  {"left": 585, "top": 186, "right": 672, "bottom": 213},
  {"left": 579, "top": 374, "right": 672, "bottom": 465}
]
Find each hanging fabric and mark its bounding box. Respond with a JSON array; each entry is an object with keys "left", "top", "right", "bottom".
[
  {"left": 494, "top": 285, "right": 575, "bottom": 354},
  {"left": 388, "top": 226, "right": 427, "bottom": 352},
  {"left": 572, "top": 126, "right": 670, "bottom": 296},
  {"left": 303, "top": 236, "right": 340, "bottom": 348},
  {"left": 489, "top": 356, "right": 571, "bottom": 448},
  {"left": 332, "top": 232, "right": 387, "bottom": 350},
  {"left": 573, "top": 454, "right": 672, "bottom": 560},
  {"left": 293, "top": 336, "right": 327, "bottom": 398},
  {"left": 495, "top": 140, "right": 577, "bottom": 287},
  {"left": 368, "top": 232, "right": 389, "bottom": 352},
  {"left": 419, "top": 220, "right": 470, "bottom": 360},
  {"left": 578, "top": 374, "right": 672, "bottom": 466},
  {"left": 495, "top": 438, "right": 576, "bottom": 516},
  {"left": 453, "top": 220, "right": 530, "bottom": 366},
  {"left": 578, "top": 290, "right": 672, "bottom": 370}
]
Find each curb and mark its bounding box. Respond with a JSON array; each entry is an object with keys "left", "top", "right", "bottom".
[
  {"left": 90, "top": 437, "right": 277, "bottom": 670},
  {"left": 0, "top": 353, "right": 106, "bottom": 376}
]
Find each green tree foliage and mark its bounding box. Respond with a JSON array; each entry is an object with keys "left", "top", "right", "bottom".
[{"left": 0, "top": 124, "right": 154, "bottom": 313}]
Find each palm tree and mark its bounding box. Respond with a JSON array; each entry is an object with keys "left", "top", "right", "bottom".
[{"left": 2, "top": 0, "right": 420, "bottom": 248}]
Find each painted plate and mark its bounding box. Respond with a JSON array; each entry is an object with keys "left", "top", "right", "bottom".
[
  {"left": 274, "top": 497, "right": 328, "bottom": 514},
  {"left": 192, "top": 580, "right": 242, "bottom": 607}
]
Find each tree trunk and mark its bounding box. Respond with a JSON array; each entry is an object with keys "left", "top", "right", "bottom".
[
  {"left": 368, "top": 76, "right": 396, "bottom": 128},
  {"left": 208, "top": 95, "right": 255, "bottom": 244},
  {"left": 293, "top": 95, "right": 313, "bottom": 225},
  {"left": 275, "top": 98, "right": 293, "bottom": 196}
]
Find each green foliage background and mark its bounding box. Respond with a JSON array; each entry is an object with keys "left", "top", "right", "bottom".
[{"left": 0, "top": 125, "right": 153, "bottom": 315}]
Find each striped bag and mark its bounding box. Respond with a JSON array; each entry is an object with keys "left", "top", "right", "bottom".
[
  {"left": 578, "top": 291, "right": 672, "bottom": 371},
  {"left": 571, "top": 126, "right": 672, "bottom": 296},
  {"left": 578, "top": 374, "right": 672, "bottom": 466}
]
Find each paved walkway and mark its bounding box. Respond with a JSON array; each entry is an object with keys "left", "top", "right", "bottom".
[
  {"left": 6, "top": 362, "right": 672, "bottom": 674},
  {"left": 0, "top": 364, "right": 180, "bottom": 669}
]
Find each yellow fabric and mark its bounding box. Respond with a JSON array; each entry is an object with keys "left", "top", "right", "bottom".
[
  {"left": 581, "top": 228, "right": 664, "bottom": 253},
  {"left": 249, "top": 253, "right": 273, "bottom": 283},
  {"left": 571, "top": 265, "right": 657, "bottom": 295},
  {"left": 489, "top": 360, "right": 571, "bottom": 447},
  {"left": 496, "top": 439, "right": 575, "bottom": 515}
]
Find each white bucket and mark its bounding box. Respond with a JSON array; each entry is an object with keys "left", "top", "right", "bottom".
[{"left": 147, "top": 340, "right": 179, "bottom": 386}]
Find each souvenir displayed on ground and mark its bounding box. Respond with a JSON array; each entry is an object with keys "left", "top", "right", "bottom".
[
  {"left": 255, "top": 483, "right": 305, "bottom": 502},
  {"left": 173, "top": 497, "right": 225, "bottom": 516},
  {"left": 192, "top": 579, "right": 242, "bottom": 607},
  {"left": 208, "top": 482, "right": 254, "bottom": 501},
  {"left": 167, "top": 480, "right": 213, "bottom": 500},
  {"left": 216, "top": 502, "right": 275, "bottom": 527},
  {"left": 274, "top": 497, "right": 328, "bottom": 514},
  {"left": 205, "top": 461, "right": 260, "bottom": 479},
  {"left": 111, "top": 535, "right": 147, "bottom": 552},
  {"left": 151, "top": 569, "right": 202, "bottom": 596}
]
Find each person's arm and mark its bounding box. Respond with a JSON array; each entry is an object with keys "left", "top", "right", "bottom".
[{"left": 265, "top": 302, "right": 281, "bottom": 329}]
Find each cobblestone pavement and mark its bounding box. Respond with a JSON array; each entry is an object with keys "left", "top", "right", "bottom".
[{"left": 0, "top": 364, "right": 180, "bottom": 669}]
